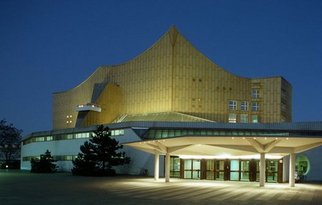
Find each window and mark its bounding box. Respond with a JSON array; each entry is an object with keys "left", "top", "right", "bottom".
[
  {"left": 240, "top": 114, "right": 248, "bottom": 123},
  {"left": 228, "top": 113, "right": 237, "bottom": 123},
  {"left": 35, "top": 137, "right": 45, "bottom": 142},
  {"left": 252, "top": 102, "right": 260, "bottom": 111},
  {"left": 240, "top": 101, "right": 248, "bottom": 111},
  {"left": 228, "top": 100, "right": 237, "bottom": 110},
  {"left": 252, "top": 89, "right": 260, "bottom": 99},
  {"left": 111, "top": 129, "right": 124, "bottom": 136},
  {"left": 252, "top": 115, "right": 259, "bottom": 123}
]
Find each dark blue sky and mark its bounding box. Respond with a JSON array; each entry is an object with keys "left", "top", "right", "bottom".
[{"left": 1, "top": 0, "right": 322, "bottom": 135}]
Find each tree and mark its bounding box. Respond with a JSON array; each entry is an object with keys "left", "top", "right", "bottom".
[
  {"left": 72, "top": 125, "right": 130, "bottom": 176},
  {"left": 0, "top": 119, "right": 22, "bottom": 165},
  {"left": 31, "top": 150, "right": 57, "bottom": 173}
]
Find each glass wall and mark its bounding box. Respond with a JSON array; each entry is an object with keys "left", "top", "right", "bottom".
[
  {"left": 170, "top": 157, "right": 281, "bottom": 183},
  {"left": 215, "top": 160, "right": 225, "bottom": 180},
  {"left": 266, "top": 160, "right": 278, "bottom": 182},
  {"left": 240, "top": 160, "right": 250, "bottom": 181},
  {"left": 170, "top": 157, "right": 180, "bottom": 178},
  {"left": 230, "top": 160, "right": 240, "bottom": 181},
  {"left": 183, "top": 159, "right": 201, "bottom": 179},
  {"left": 206, "top": 160, "right": 215, "bottom": 180}
]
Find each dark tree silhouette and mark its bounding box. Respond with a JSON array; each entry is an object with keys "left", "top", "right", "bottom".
[
  {"left": 72, "top": 125, "right": 130, "bottom": 176},
  {"left": 0, "top": 119, "right": 22, "bottom": 167},
  {"left": 31, "top": 150, "right": 57, "bottom": 173}
]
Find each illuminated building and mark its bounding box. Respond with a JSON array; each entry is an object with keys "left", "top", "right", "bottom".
[{"left": 21, "top": 27, "right": 321, "bottom": 186}]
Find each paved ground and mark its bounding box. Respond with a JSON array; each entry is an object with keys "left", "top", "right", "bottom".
[{"left": 0, "top": 170, "right": 322, "bottom": 205}]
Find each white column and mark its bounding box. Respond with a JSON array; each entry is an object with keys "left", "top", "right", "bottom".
[
  {"left": 165, "top": 152, "right": 170, "bottom": 182},
  {"left": 289, "top": 153, "right": 295, "bottom": 187},
  {"left": 154, "top": 153, "right": 159, "bottom": 181},
  {"left": 259, "top": 153, "right": 266, "bottom": 187}
]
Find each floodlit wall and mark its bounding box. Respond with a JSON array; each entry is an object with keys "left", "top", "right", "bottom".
[{"left": 53, "top": 27, "right": 292, "bottom": 129}]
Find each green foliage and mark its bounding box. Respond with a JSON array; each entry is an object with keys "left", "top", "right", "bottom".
[
  {"left": 31, "top": 150, "right": 57, "bottom": 173},
  {"left": 0, "top": 119, "right": 22, "bottom": 163},
  {"left": 72, "top": 125, "right": 130, "bottom": 176}
]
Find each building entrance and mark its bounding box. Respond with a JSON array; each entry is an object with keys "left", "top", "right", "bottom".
[{"left": 170, "top": 157, "right": 283, "bottom": 183}]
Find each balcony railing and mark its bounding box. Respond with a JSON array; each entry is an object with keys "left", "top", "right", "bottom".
[{"left": 75, "top": 103, "right": 101, "bottom": 112}]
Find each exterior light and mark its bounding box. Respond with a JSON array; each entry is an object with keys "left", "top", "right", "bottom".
[
  {"left": 242, "top": 137, "right": 245, "bottom": 140},
  {"left": 286, "top": 138, "right": 289, "bottom": 140},
  {"left": 231, "top": 137, "right": 234, "bottom": 139},
  {"left": 253, "top": 137, "right": 256, "bottom": 140}
]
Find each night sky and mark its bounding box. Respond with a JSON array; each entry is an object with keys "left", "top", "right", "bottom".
[{"left": 1, "top": 0, "right": 322, "bottom": 136}]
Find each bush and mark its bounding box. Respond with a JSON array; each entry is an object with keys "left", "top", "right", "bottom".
[
  {"left": 31, "top": 150, "right": 57, "bottom": 173},
  {"left": 72, "top": 125, "right": 130, "bottom": 176}
]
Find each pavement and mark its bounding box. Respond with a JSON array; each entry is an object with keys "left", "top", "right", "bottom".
[{"left": 0, "top": 170, "right": 322, "bottom": 205}]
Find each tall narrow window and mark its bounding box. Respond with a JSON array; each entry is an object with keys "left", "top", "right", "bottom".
[
  {"left": 240, "top": 114, "right": 248, "bottom": 123},
  {"left": 228, "top": 113, "right": 237, "bottom": 123},
  {"left": 240, "top": 101, "right": 248, "bottom": 111},
  {"left": 252, "top": 102, "right": 260, "bottom": 112},
  {"left": 228, "top": 100, "right": 237, "bottom": 110},
  {"left": 252, "top": 89, "right": 260, "bottom": 99},
  {"left": 252, "top": 115, "right": 259, "bottom": 123}
]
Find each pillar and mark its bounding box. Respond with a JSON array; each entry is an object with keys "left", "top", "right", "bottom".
[
  {"left": 154, "top": 153, "right": 159, "bottom": 181},
  {"left": 165, "top": 152, "right": 170, "bottom": 182},
  {"left": 259, "top": 153, "right": 266, "bottom": 187},
  {"left": 289, "top": 153, "right": 295, "bottom": 187}
]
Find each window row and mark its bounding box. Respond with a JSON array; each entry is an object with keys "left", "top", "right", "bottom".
[
  {"left": 144, "top": 127, "right": 289, "bottom": 139},
  {"left": 22, "top": 155, "right": 77, "bottom": 162},
  {"left": 228, "top": 100, "right": 260, "bottom": 112},
  {"left": 22, "top": 130, "right": 124, "bottom": 145},
  {"left": 228, "top": 114, "right": 259, "bottom": 123}
]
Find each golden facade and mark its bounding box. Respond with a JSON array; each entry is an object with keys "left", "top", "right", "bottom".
[{"left": 53, "top": 27, "right": 292, "bottom": 129}]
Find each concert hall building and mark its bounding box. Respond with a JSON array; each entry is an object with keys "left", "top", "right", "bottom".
[{"left": 21, "top": 27, "right": 322, "bottom": 187}]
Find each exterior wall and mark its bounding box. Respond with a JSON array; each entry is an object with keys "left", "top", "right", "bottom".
[
  {"left": 21, "top": 138, "right": 87, "bottom": 171},
  {"left": 52, "top": 27, "right": 292, "bottom": 129},
  {"left": 20, "top": 128, "right": 164, "bottom": 177},
  {"left": 301, "top": 146, "right": 322, "bottom": 181}
]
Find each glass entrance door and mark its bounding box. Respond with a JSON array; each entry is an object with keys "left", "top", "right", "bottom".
[
  {"left": 215, "top": 160, "right": 225, "bottom": 180},
  {"left": 183, "top": 159, "right": 201, "bottom": 179},
  {"left": 230, "top": 160, "right": 240, "bottom": 181},
  {"left": 206, "top": 160, "right": 215, "bottom": 180},
  {"left": 266, "top": 160, "right": 278, "bottom": 182},
  {"left": 240, "top": 160, "right": 250, "bottom": 181}
]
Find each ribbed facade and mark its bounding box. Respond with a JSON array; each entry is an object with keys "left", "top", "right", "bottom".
[{"left": 53, "top": 27, "right": 292, "bottom": 129}]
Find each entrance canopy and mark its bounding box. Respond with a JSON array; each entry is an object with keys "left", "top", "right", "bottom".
[{"left": 123, "top": 121, "right": 322, "bottom": 158}]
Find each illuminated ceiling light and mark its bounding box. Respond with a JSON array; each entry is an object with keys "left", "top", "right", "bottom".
[
  {"left": 178, "top": 154, "right": 284, "bottom": 160},
  {"left": 66, "top": 115, "right": 69, "bottom": 118}
]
